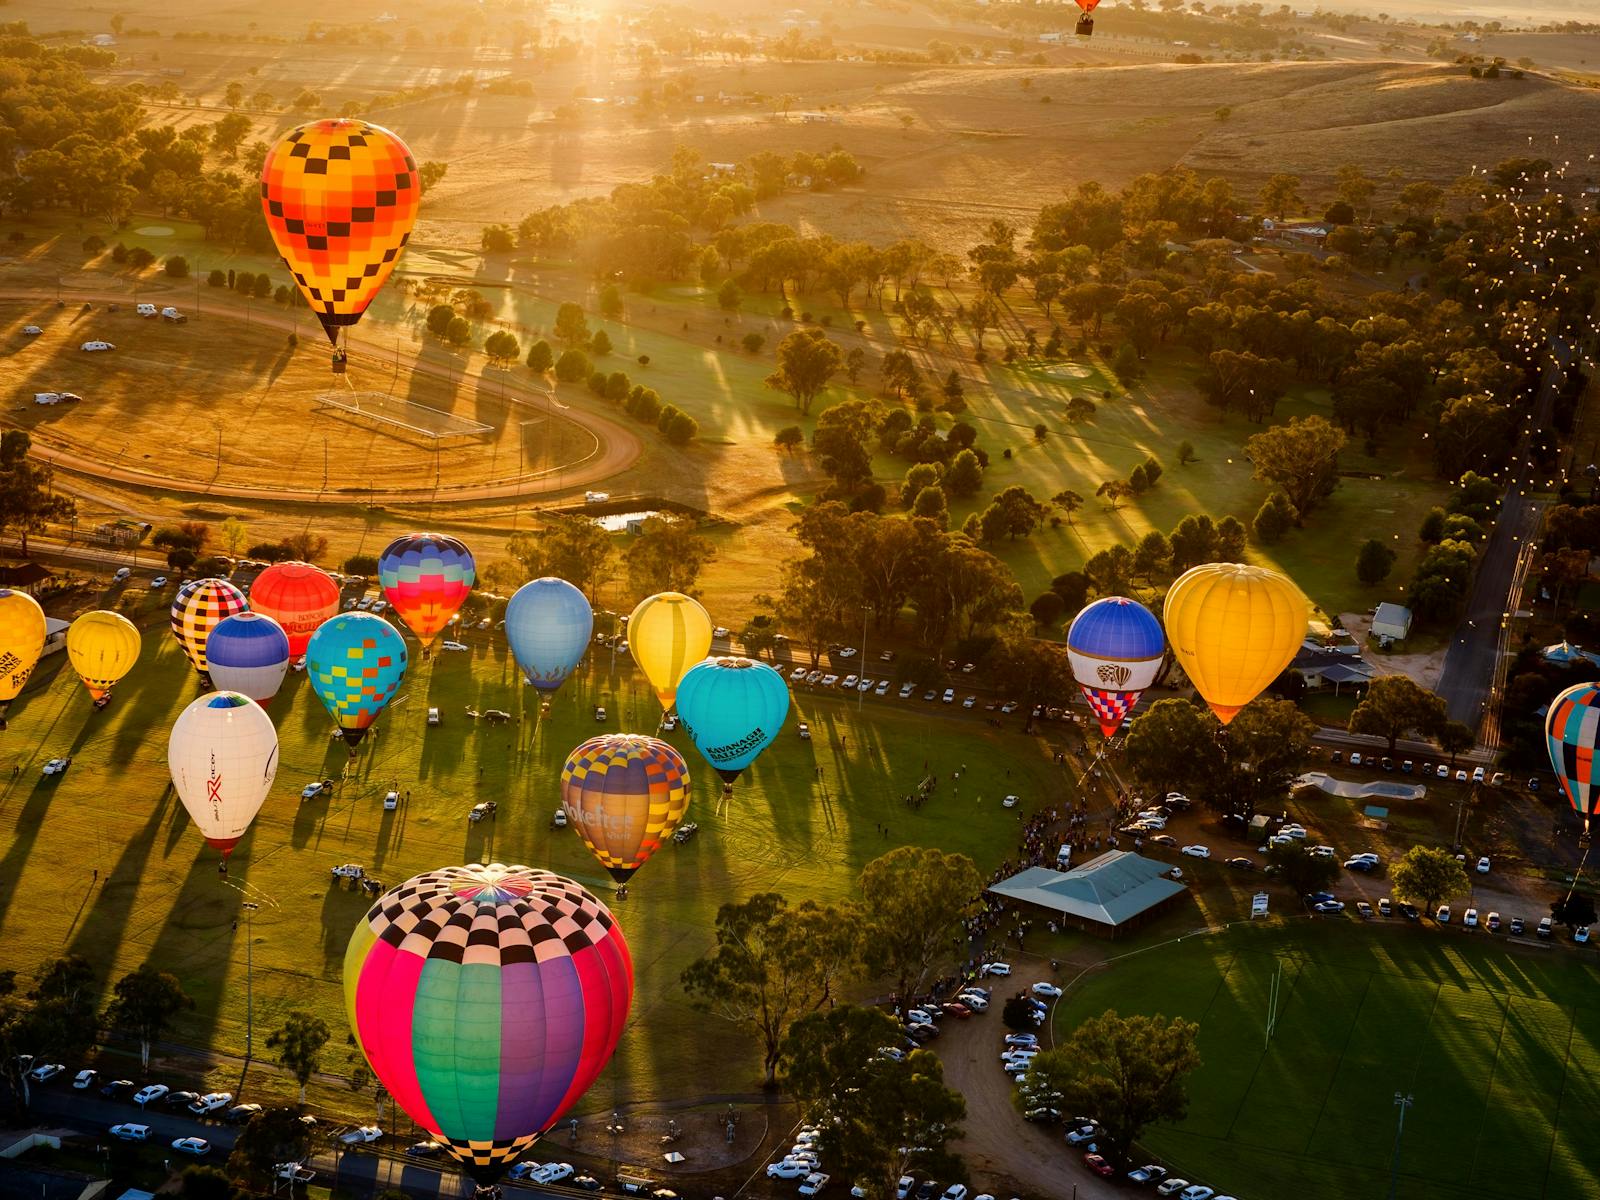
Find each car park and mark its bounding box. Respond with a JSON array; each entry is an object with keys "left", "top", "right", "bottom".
[
  {"left": 110, "top": 1124, "right": 150, "bottom": 1141},
  {"left": 172, "top": 1137, "right": 210, "bottom": 1157}
]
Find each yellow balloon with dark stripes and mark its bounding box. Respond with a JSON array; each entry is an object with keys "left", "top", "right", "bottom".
[
  {"left": 627, "top": 592, "right": 713, "bottom": 713},
  {"left": 560, "top": 734, "right": 691, "bottom": 882}
]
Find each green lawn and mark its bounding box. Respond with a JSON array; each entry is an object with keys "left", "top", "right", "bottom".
[
  {"left": 0, "top": 601, "right": 1072, "bottom": 1111},
  {"left": 1053, "top": 922, "right": 1600, "bottom": 1200}
]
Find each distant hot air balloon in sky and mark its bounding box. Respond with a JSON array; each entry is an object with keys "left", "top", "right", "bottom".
[
  {"left": 343, "top": 863, "right": 632, "bottom": 1180},
  {"left": 0, "top": 589, "right": 46, "bottom": 726},
  {"left": 206, "top": 612, "right": 292, "bottom": 706},
  {"left": 627, "top": 592, "right": 713, "bottom": 713},
  {"left": 249, "top": 561, "right": 340, "bottom": 660},
  {"left": 170, "top": 578, "right": 248, "bottom": 676},
  {"left": 260, "top": 118, "right": 419, "bottom": 348},
  {"left": 1067, "top": 596, "right": 1166, "bottom": 737},
  {"left": 1163, "top": 562, "right": 1307, "bottom": 724},
  {"left": 1546, "top": 681, "right": 1600, "bottom": 835},
  {"left": 168, "top": 691, "right": 279, "bottom": 870},
  {"left": 561, "top": 734, "right": 691, "bottom": 882},
  {"left": 504, "top": 577, "right": 592, "bottom": 692},
  {"left": 66, "top": 610, "right": 141, "bottom": 704},
  {"left": 306, "top": 613, "right": 407, "bottom": 751},
  {"left": 378, "top": 533, "right": 475, "bottom": 650},
  {"left": 675, "top": 656, "right": 789, "bottom": 787}
]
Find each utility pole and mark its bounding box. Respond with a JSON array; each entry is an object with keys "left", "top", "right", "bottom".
[
  {"left": 242, "top": 902, "right": 260, "bottom": 1062},
  {"left": 1387, "top": 1092, "right": 1414, "bottom": 1200}
]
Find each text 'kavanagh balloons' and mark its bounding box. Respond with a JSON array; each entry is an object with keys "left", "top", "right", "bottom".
[{"left": 675, "top": 656, "right": 790, "bottom": 786}]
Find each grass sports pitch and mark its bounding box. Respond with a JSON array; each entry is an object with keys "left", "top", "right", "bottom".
[{"left": 1054, "top": 922, "right": 1600, "bottom": 1200}]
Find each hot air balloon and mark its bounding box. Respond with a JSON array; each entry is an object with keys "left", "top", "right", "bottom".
[
  {"left": 628, "top": 592, "right": 713, "bottom": 713},
  {"left": 260, "top": 119, "right": 420, "bottom": 356},
  {"left": 504, "top": 578, "right": 592, "bottom": 692},
  {"left": 1546, "top": 682, "right": 1600, "bottom": 836},
  {"left": 248, "top": 561, "right": 340, "bottom": 660},
  {"left": 305, "top": 613, "right": 408, "bottom": 752},
  {"left": 1075, "top": 0, "right": 1100, "bottom": 36},
  {"left": 170, "top": 578, "right": 249, "bottom": 676},
  {"left": 1067, "top": 597, "right": 1166, "bottom": 738},
  {"left": 206, "top": 612, "right": 292, "bottom": 706},
  {"left": 561, "top": 735, "right": 691, "bottom": 883},
  {"left": 66, "top": 611, "right": 141, "bottom": 706},
  {"left": 343, "top": 864, "right": 632, "bottom": 1181},
  {"left": 169, "top": 691, "right": 279, "bottom": 870},
  {"left": 378, "top": 533, "right": 475, "bottom": 651},
  {"left": 0, "top": 589, "right": 46, "bottom": 728},
  {"left": 1163, "top": 563, "right": 1307, "bottom": 725},
  {"left": 674, "top": 657, "right": 789, "bottom": 789}
]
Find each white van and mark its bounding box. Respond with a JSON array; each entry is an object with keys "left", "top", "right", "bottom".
[
  {"left": 113, "top": 567, "right": 131, "bottom": 583},
  {"left": 136, "top": 303, "right": 157, "bottom": 317},
  {"left": 1057, "top": 844, "right": 1072, "bottom": 869},
  {"left": 161, "top": 306, "right": 187, "bottom": 323}
]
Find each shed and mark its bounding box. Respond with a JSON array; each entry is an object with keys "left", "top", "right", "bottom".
[
  {"left": 0, "top": 562, "right": 54, "bottom": 594},
  {"left": 1371, "top": 603, "right": 1412, "bottom": 642},
  {"left": 986, "top": 851, "right": 1187, "bottom": 939},
  {"left": 43, "top": 616, "right": 69, "bottom": 657}
]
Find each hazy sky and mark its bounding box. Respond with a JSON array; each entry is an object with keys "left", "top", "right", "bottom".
[{"left": 1314, "top": 0, "right": 1600, "bottom": 20}]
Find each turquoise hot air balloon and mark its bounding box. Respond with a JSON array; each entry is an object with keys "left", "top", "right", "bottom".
[
  {"left": 305, "top": 613, "right": 408, "bottom": 752},
  {"left": 504, "top": 577, "right": 592, "bottom": 692},
  {"left": 675, "top": 656, "right": 790, "bottom": 789}
]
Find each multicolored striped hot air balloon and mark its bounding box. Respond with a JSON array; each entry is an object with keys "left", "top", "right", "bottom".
[
  {"left": 1546, "top": 681, "right": 1600, "bottom": 835},
  {"left": 378, "top": 533, "right": 475, "bottom": 650},
  {"left": 248, "top": 561, "right": 340, "bottom": 660},
  {"left": 1067, "top": 596, "right": 1165, "bottom": 737},
  {"left": 205, "top": 612, "right": 292, "bottom": 706},
  {"left": 627, "top": 592, "right": 713, "bottom": 713},
  {"left": 561, "top": 734, "right": 691, "bottom": 882},
  {"left": 343, "top": 864, "right": 632, "bottom": 1181},
  {"left": 170, "top": 578, "right": 248, "bottom": 676},
  {"left": 305, "top": 613, "right": 407, "bottom": 750},
  {"left": 504, "top": 577, "right": 592, "bottom": 692}
]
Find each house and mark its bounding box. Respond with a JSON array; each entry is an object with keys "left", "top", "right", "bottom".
[
  {"left": 986, "top": 851, "right": 1187, "bottom": 939},
  {"left": 1291, "top": 643, "right": 1375, "bottom": 693},
  {"left": 1039, "top": 32, "right": 1063, "bottom": 43},
  {"left": 1371, "top": 602, "right": 1413, "bottom": 643},
  {"left": 0, "top": 562, "right": 54, "bottom": 595}
]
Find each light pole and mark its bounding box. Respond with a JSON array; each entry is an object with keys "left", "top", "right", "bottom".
[
  {"left": 1387, "top": 1092, "right": 1413, "bottom": 1200},
  {"left": 242, "top": 902, "right": 260, "bottom": 1062}
]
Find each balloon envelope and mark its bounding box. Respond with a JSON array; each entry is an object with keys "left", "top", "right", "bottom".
[
  {"left": 343, "top": 864, "right": 632, "bottom": 1180},
  {"left": 1546, "top": 682, "right": 1600, "bottom": 830},
  {"left": 249, "top": 561, "right": 340, "bottom": 659},
  {"left": 1067, "top": 596, "right": 1165, "bottom": 737},
  {"left": 561, "top": 735, "right": 691, "bottom": 881},
  {"left": 504, "top": 577, "right": 592, "bottom": 692},
  {"left": 627, "top": 593, "right": 713, "bottom": 713},
  {"left": 306, "top": 613, "right": 408, "bottom": 748},
  {"left": 0, "top": 589, "right": 47, "bottom": 706},
  {"left": 1163, "top": 563, "right": 1307, "bottom": 724},
  {"left": 675, "top": 656, "right": 790, "bottom": 784},
  {"left": 66, "top": 611, "right": 141, "bottom": 701},
  {"left": 168, "top": 691, "right": 279, "bottom": 859},
  {"left": 260, "top": 119, "right": 420, "bottom": 345},
  {"left": 378, "top": 532, "right": 475, "bottom": 649},
  {"left": 206, "top": 612, "right": 292, "bottom": 706},
  {"left": 170, "top": 578, "right": 249, "bottom": 674}
]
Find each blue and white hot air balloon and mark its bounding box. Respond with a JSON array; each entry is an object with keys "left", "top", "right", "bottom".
[
  {"left": 205, "top": 612, "right": 292, "bottom": 706},
  {"left": 504, "top": 577, "right": 593, "bottom": 692},
  {"left": 1067, "top": 596, "right": 1166, "bottom": 737}
]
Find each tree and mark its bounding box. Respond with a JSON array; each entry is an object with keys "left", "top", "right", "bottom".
[
  {"left": 1084, "top": 545, "right": 1134, "bottom": 596},
  {"left": 597, "top": 283, "right": 623, "bottom": 319},
  {"left": 1133, "top": 530, "right": 1171, "bottom": 580},
  {"left": 445, "top": 315, "right": 472, "bottom": 346},
  {"left": 1096, "top": 479, "right": 1134, "bottom": 511},
  {"left": 1356, "top": 538, "right": 1396, "bottom": 585},
  {"left": 525, "top": 339, "right": 554, "bottom": 373},
  {"left": 178, "top": 1166, "right": 237, "bottom": 1200},
  {"left": 480, "top": 224, "right": 515, "bottom": 254},
  {"left": 104, "top": 966, "right": 192, "bottom": 1072},
  {"left": 483, "top": 330, "right": 521, "bottom": 366},
  {"left": 979, "top": 486, "right": 1048, "bottom": 541},
  {"left": 1259, "top": 173, "right": 1301, "bottom": 218},
  {"left": 666, "top": 412, "right": 699, "bottom": 444},
  {"left": 228, "top": 1107, "right": 313, "bottom": 1180},
  {"left": 507, "top": 520, "right": 615, "bottom": 601},
  {"left": 1023, "top": 1011, "right": 1200, "bottom": 1167},
  {"left": 554, "top": 348, "right": 591, "bottom": 382},
  {"left": 425, "top": 304, "right": 455, "bottom": 336},
  {"left": 717, "top": 279, "right": 743, "bottom": 311},
  {"left": 0, "top": 431, "right": 75, "bottom": 555},
  {"left": 219, "top": 516, "right": 248, "bottom": 558},
  {"left": 280, "top": 530, "right": 326, "bottom": 562},
  {"left": 224, "top": 81, "right": 244, "bottom": 109},
  {"left": 1252, "top": 491, "right": 1297, "bottom": 544},
  {"left": 164, "top": 255, "right": 190, "bottom": 279},
  {"left": 1436, "top": 719, "right": 1475, "bottom": 765},
  {"left": 743, "top": 332, "right": 766, "bottom": 355},
  {"left": 681, "top": 893, "right": 857, "bottom": 1086},
  {"left": 781, "top": 1006, "right": 966, "bottom": 1200},
  {"left": 1123, "top": 699, "right": 1225, "bottom": 800},
  {"left": 1052, "top": 489, "right": 1083, "bottom": 526},
  {"left": 941, "top": 370, "right": 965, "bottom": 413},
  {"left": 591, "top": 329, "right": 613, "bottom": 356},
  {"left": 1243, "top": 415, "right": 1346, "bottom": 523},
  {"left": 1390, "top": 846, "right": 1470, "bottom": 914},
  {"left": 1266, "top": 841, "right": 1341, "bottom": 895},
  {"left": 1030, "top": 591, "right": 1067, "bottom": 630},
  {"left": 912, "top": 487, "right": 948, "bottom": 526},
  {"left": 775, "top": 426, "right": 804, "bottom": 455},
  {"left": 943, "top": 449, "right": 983, "bottom": 499},
  {"left": 855, "top": 847, "right": 981, "bottom": 1014},
  {"left": 1065, "top": 396, "right": 1096, "bottom": 424},
  {"left": 265, "top": 1012, "right": 330, "bottom": 1103},
  {"left": 767, "top": 329, "right": 844, "bottom": 416},
  {"left": 554, "top": 301, "right": 590, "bottom": 346},
  {"left": 625, "top": 517, "right": 715, "bottom": 595}
]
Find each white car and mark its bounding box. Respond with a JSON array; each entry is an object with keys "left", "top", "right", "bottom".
[
  {"left": 769, "top": 1162, "right": 810, "bottom": 1180},
  {"left": 1179, "top": 1187, "right": 1215, "bottom": 1200},
  {"left": 1156, "top": 1182, "right": 1191, "bottom": 1198},
  {"left": 842, "top": 674, "right": 859, "bottom": 689},
  {"left": 73, "top": 1069, "right": 97, "bottom": 1089},
  {"left": 822, "top": 675, "right": 839, "bottom": 687},
  {"left": 384, "top": 791, "right": 399, "bottom": 810},
  {"left": 1031, "top": 982, "right": 1063, "bottom": 999},
  {"left": 1002, "top": 794, "right": 1019, "bottom": 808},
  {"left": 1436, "top": 764, "right": 1449, "bottom": 778},
  {"left": 1476, "top": 856, "right": 1491, "bottom": 874},
  {"left": 713, "top": 626, "right": 731, "bottom": 638},
  {"left": 798, "top": 722, "right": 811, "bottom": 740},
  {"left": 41, "top": 758, "right": 70, "bottom": 777},
  {"left": 137, "top": 303, "right": 158, "bottom": 317},
  {"left": 427, "top": 706, "right": 440, "bottom": 726},
  {"left": 1181, "top": 845, "right": 1210, "bottom": 859},
  {"left": 189, "top": 1091, "right": 233, "bottom": 1114},
  {"left": 160, "top": 306, "right": 186, "bottom": 323},
  {"left": 942, "top": 688, "right": 956, "bottom": 703},
  {"left": 942, "top": 1187, "right": 969, "bottom": 1200},
  {"left": 791, "top": 667, "right": 809, "bottom": 681},
  {"left": 1455, "top": 769, "right": 1469, "bottom": 783},
  {"left": 134, "top": 1084, "right": 168, "bottom": 1106},
  {"left": 339, "top": 1125, "right": 383, "bottom": 1145},
  {"left": 110, "top": 1123, "right": 150, "bottom": 1141},
  {"left": 80, "top": 340, "right": 115, "bottom": 351},
  {"left": 553, "top": 809, "right": 568, "bottom": 827},
  {"left": 897, "top": 1179, "right": 914, "bottom": 1200},
  {"left": 27, "top": 1062, "right": 64, "bottom": 1083},
  {"left": 171, "top": 1137, "right": 210, "bottom": 1156},
  {"left": 301, "top": 781, "right": 331, "bottom": 799},
  {"left": 1437, "top": 905, "right": 1452, "bottom": 924},
  {"left": 149, "top": 576, "right": 168, "bottom": 589},
  {"left": 440, "top": 640, "right": 470, "bottom": 652},
  {"left": 799, "top": 1172, "right": 831, "bottom": 1197},
  {"left": 836, "top": 647, "right": 857, "bottom": 658},
  {"left": 958, "top": 993, "right": 989, "bottom": 1011},
  {"left": 962, "top": 695, "right": 976, "bottom": 708},
  {"left": 899, "top": 682, "right": 915, "bottom": 697},
  {"left": 22, "top": 324, "right": 42, "bottom": 334},
  {"left": 982, "top": 962, "right": 1011, "bottom": 976},
  {"left": 1464, "top": 908, "right": 1479, "bottom": 927},
  {"left": 1065, "top": 1123, "right": 1099, "bottom": 1145},
  {"left": 528, "top": 1162, "right": 574, "bottom": 1184},
  {"left": 875, "top": 680, "right": 890, "bottom": 695}
]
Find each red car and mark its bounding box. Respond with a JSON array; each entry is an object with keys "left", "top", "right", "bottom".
[
  {"left": 940, "top": 1002, "right": 972, "bottom": 1019},
  {"left": 1083, "top": 1154, "right": 1115, "bottom": 1178}
]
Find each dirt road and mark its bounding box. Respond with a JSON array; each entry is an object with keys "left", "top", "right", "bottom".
[{"left": 2, "top": 289, "right": 643, "bottom": 505}]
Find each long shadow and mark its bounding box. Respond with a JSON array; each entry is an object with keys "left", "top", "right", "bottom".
[
  {"left": 134, "top": 845, "right": 246, "bottom": 1052},
  {"left": 320, "top": 876, "right": 373, "bottom": 971}
]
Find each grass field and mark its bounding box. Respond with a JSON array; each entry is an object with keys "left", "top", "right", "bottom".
[
  {"left": 0, "top": 595, "right": 1077, "bottom": 1111},
  {"left": 1053, "top": 922, "right": 1600, "bottom": 1200}
]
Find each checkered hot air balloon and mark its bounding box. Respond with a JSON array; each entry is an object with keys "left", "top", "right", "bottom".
[
  {"left": 305, "top": 613, "right": 408, "bottom": 751},
  {"left": 260, "top": 118, "right": 419, "bottom": 346},
  {"left": 343, "top": 864, "right": 632, "bottom": 1182},
  {"left": 561, "top": 734, "right": 691, "bottom": 882},
  {"left": 378, "top": 533, "right": 475, "bottom": 650},
  {"left": 1067, "top": 597, "right": 1165, "bottom": 738},
  {"left": 1546, "top": 681, "right": 1600, "bottom": 834},
  {"left": 170, "top": 578, "right": 248, "bottom": 676}
]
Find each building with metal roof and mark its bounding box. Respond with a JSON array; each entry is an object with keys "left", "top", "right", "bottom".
[{"left": 986, "top": 850, "right": 1187, "bottom": 938}]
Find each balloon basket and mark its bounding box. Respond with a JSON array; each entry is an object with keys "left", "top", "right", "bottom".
[{"left": 1076, "top": 15, "right": 1094, "bottom": 36}]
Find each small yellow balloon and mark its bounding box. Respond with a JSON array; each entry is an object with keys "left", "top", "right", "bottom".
[
  {"left": 1163, "top": 562, "right": 1307, "bottom": 724},
  {"left": 66, "top": 610, "right": 142, "bottom": 702},
  {"left": 0, "top": 589, "right": 47, "bottom": 708},
  {"left": 627, "top": 592, "right": 714, "bottom": 712}
]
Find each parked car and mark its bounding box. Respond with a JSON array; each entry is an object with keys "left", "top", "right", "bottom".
[
  {"left": 1437, "top": 905, "right": 1452, "bottom": 924},
  {"left": 172, "top": 1137, "right": 211, "bottom": 1157},
  {"left": 227, "top": 1103, "right": 263, "bottom": 1122},
  {"left": 1083, "top": 1154, "right": 1116, "bottom": 1178},
  {"left": 1356, "top": 901, "right": 1373, "bottom": 919},
  {"left": 340, "top": 1125, "right": 383, "bottom": 1145},
  {"left": 406, "top": 1141, "right": 445, "bottom": 1158},
  {"left": 1510, "top": 916, "right": 1525, "bottom": 935},
  {"left": 1378, "top": 898, "right": 1392, "bottom": 917},
  {"left": 798, "top": 722, "right": 811, "bottom": 740},
  {"left": 426, "top": 707, "right": 440, "bottom": 726},
  {"left": 981, "top": 962, "right": 1011, "bottom": 976},
  {"left": 1181, "top": 845, "right": 1210, "bottom": 859},
  {"left": 1537, "top": 917, "right": 1554, "bottom": 939},
  {"left": 27, "top": 1063, "right": 64, "bottom": 1083},
  {"left": 1487, "top": 912, "right": 1501, "bottom": 932},
  {"left": 1476, "top": 856, "right": 1491, "bottom": 874},
  {"left": 1464, "top": 908, "right": 1479, "bottom": 927},
  {"left": 1577, "top": 926, "right": 1591, "bottom": 944},
  {"left": 942, "top": 689, "right": 956, "bottom": 703},
  {"left": 1312, "top": 900, "right": 1345, "bottom": 914},
  {"left": 799, "top": 1173, "right": 831, "bottom": 1197},
  {"left": 164, "top": 1091, "right": 199, "bottom": 1109},
  {"left": 100, "top": 1079, "right": 134, "bottom": 1099},
  {"left": 71, "top": 1069, "right": 97, "bottom": 1090},
  {"left": 80, "top": 340, "right": 115, "bottom": 351},
  {"left": 134, "top": 1084, "right": 169, "bottom": 1106},
  {"left": 1031, "top": 982, "right": 1063, "bottom": 999},
  {"left": 110, "top": 1124, "right": 150, "bottom": 1141},
  {"left": 1128, "top": 1165, "right": 1169, "bottom": 1185}
]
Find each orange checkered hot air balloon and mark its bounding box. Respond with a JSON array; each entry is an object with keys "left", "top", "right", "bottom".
[{"left": 259, "top": 118, "right": 420, "bottom": 348}]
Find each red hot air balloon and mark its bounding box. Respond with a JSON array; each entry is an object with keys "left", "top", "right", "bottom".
[{"left": 248, "top": 561, "right": 340, "bottom": 660}]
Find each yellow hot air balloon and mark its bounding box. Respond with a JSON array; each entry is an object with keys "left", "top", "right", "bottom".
[
  {"left": 627, "top": 592, "right": 713, "bottom": 712},
  {"left": 66, "top": 610, "right": 142, "bottom": 705},
  {"left": 1163, "top": 562, "right": 1307, "bottom": 724},
  {"left": 0, "top": 589, "right": 46, "bottom": 725}
]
